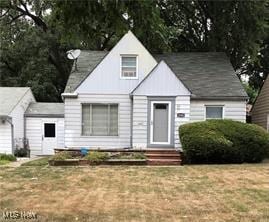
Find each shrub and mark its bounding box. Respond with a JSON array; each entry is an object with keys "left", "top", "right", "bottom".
[
  {"left": 14, "top": 148, "right": 29, "bottom": 157},
  {"left": 179, "top": 120, "right": 269, "bottom": 164},
  {"left": 84, "top": 151, "right": 109, "bottom": 164},
  {"left": 0, "top": 153, "right": 16, "bottom": 162},
  {"left": 49, "top": 151, "right": 73, "bottom": 161}
]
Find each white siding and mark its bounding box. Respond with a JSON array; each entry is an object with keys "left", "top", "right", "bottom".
[
  {"left": 64, "top": 94, "right": 131, "bottom": 148},
  {"left": 190, "top": 100, "right": 246, "bottom": 122},
  {"left": 133, "top": 61, "right": 190, "bottom": 96},
  {"left": 175, "top": 96, "right": 190, "bottom": 149},
  {"left": 10, "top": 89, "right": 35, "bottom": 143},
  {"left": 26, "top": 117, "right": 65, "bottom": 156},
  {"left": 132, "top": 96, "right": 148, "bottom": 148},
  {"left": 0, "top": 122, "right": 12, "bottom": 154},
  {"left": 76, "top": 31, "right": 157, "bottom": 94}
]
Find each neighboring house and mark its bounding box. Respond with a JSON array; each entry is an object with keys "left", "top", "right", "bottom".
[
  {"left": 0, "top": 87, "right": 64, "bottom": 156},
  {"left": 62, "top": 31, "right": 248, "bottom": 150},
  {"left": 25, "top": 103, "right": 64, "bottom": 155},
  {"left": 0, "top": 87, "right": 35, "bottom": 154},
  {"left": 252, "top": 76, "right": 269, "bottom": 131}
]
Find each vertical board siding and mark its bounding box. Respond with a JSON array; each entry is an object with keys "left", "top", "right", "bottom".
[
  {"left": 0, "top": 122, "right": 12, "bottom": 154},
  {"left": 190, "top": 100, "right": 246, "bottom": 122},
  {"left": 252, "top": 77, "right": 269, "bottom": 130},
  {"left": 64, "top": 94, "right": 131, "bottom": 148},
  {"left": 132, "top": 96, "right": 148, "bottom": 148},
  {"left": 26, "top": 117, "right": 65, "bottom": 156},
  {"left": 175, "top": 96, "right": 191, "bottom": 149}
]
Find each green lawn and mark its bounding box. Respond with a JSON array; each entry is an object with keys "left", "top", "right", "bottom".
[
  {"left": 0, "top": 159, "right": 268, "bottom": 222},
  {"left": 0, "top": 160, "right": 11, "bottom": 165}
]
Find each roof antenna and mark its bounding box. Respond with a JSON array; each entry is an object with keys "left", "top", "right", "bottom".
[{"left": 66, "top": 49, "right": 81, "bottom": 71}]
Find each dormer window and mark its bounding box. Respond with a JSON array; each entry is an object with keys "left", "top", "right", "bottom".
[{"left": 120, "top": 55, "right": 138, "bottom": 79}]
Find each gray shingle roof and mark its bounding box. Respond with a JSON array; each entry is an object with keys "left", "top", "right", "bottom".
[
  {"left": 0, "top": 87, "right": 31, "bottom": 116},
  {"left": 64, "top": 50, "right": 248, "bottom": 99},
  {"left": 25, "top": 102, "right": 64, "bottom": 117},
  {"left": 64, "top": 50, "right": 108, "bottom": 93},
  {"left": 154, "top": 53, "right": 248, "bottom": 99}
]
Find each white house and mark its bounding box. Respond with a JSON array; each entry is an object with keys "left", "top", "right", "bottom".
[
  {"left": 62, "top": 31, "right": 248, "bottom": 150},
  {"left": 0, "top": 87, "right": 35, "bottom": 154},
  {"left": 0, "top": 31, "right": 248, "bottom": 156}
]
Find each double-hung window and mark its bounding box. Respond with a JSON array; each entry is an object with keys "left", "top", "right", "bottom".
[
  {"left": 205, "top": 106, "right": 224, "bottom": 119},
  {"left": 121, "top": 55, "right": 137, "bottom": 79},
  {"left": 82, "top": 104, "right": 118, "bottom": 136}
]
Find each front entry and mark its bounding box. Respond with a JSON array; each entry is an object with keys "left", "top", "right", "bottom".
[
  {"left": 150, "top": 101, "right": 172, "bottom": 146},
  {"left": 42, "top": 122, "right": 57, "bottom": 155}
]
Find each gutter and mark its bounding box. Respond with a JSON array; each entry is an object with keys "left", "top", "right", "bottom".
[
  {"left": 2, "top": 116, "right": 14, "bottom": 154},
  {"left": 61, "top": 92, "right": 78, "bottom": 100}
]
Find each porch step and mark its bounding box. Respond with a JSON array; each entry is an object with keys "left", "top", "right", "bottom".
[
  {"left": 147, "top": 159, "right": 182, "bottom": 166},
  {"left": 145, "top": 150, "right": 182, "bottom": 165},
  {"left": 145, "top": 153, "right": 181, "bottom": 159},
  {"left": 145, "top": 150, "right": 180, "bottom": 155}
]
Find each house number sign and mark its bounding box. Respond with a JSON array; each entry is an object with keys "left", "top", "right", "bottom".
[{"left": 177, "top": 113, "right": 185, "bottom": 118}]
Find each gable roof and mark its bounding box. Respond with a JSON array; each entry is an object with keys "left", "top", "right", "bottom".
[
  {"left": 0, "top": 87, "right": 31, "bottom": 116},
  {"left": 25, "top": 102, "right": 64, "bottom": 117},
  {"left": 131, "top": 60, "right": 191, "bottom": 95},
  {"left": 64, "top": 50, "right": 248, "bottom": 99},
  {"left": 64, "top": 50, "right": 108, "bottom": 93},
  {"left": 154, "top": 53, "right": 248, "bottom": 99}
]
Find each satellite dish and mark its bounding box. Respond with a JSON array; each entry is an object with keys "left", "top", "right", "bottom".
[{"left": 66, "top": 49, "right": 81, "bottom": 70}]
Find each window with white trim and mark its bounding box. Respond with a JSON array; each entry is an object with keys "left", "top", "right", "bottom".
[
  {"left": 205, "top": 106, "right": 223, "bottom": 119},
  {"left": 82, "top": 104, "right": 118, "bottom": 136},
  {"left": 121, "top": 56, "right": 137, "bottom": 78}
]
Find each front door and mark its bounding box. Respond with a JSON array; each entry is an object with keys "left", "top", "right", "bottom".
[
  {"left": 42, "top": 122, "right": 57, "bottom": 155},
  {"left": 150, "top": 101, "right": 171, "bottom": 145}
]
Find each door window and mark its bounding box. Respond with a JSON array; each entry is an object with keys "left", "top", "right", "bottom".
[{"left": 44, "top": 123, "right": 55, "bottom": 137}]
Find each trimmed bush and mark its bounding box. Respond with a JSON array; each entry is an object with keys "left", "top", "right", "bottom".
[
  {"left": 179, "top": 120, "right": 269, "bottom": 164},
  {"left": 84, "top": 151, "right": 109, "bottom": 164},
  {"left": 0, "top": 153, "right": 16, "bottom": 162}
]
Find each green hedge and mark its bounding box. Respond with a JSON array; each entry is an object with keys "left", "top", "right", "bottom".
[{"left": 179, "top": 120, "right": 269, "bottom": 164}]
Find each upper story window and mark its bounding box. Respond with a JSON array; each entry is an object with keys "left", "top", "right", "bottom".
[
  {"left": 121, "top": 55, "right": 138, "bottom": 79},
  {"left": 205, "top": 106, "right": 224, "bottom": 119}
]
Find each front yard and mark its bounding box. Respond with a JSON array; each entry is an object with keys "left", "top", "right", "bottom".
[{"left": 0, "top": 160, "right": 268, "bottom": 222}]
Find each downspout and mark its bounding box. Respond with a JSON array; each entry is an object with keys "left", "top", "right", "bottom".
[
  {"left": 130, "top": 95, "right": 133, "bottom": 149},
  {"left": 6, "top": 117, "right": 14, "bottom": 154}
]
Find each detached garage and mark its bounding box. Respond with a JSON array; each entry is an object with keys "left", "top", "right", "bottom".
[{"left": 25, "top": 103, "right": 64, "bottom": 156}]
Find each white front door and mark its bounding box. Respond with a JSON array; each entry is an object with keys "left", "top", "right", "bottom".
[
  {"left": 150, "top": 101, "right": 171, "bottom": 145},
  {"left": 42, "top": 122, "right": 57, "bottom": 155}
]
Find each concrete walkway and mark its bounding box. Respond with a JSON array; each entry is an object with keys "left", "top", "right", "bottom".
[{"left": 6, "top": 157, "right": 43, "bottom": 167}]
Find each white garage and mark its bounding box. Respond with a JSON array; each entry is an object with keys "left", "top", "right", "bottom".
[
  {"left": 25, "top": 103, "right": 64, "bottom": 156},
  {"left": 0, "top": 87, "right": 35, "bottom": 154}
]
